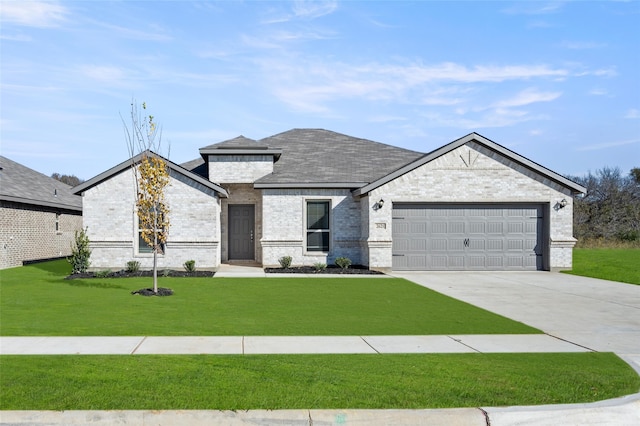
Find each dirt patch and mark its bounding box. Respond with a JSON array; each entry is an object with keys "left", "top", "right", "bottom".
[{"left": 265, "top": 265, "right": 384, "bottom": 275}]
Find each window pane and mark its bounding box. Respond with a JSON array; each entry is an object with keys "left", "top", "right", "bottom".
[
  {"left": 138, "top": 233, "right": 153, "bottom": 253},
  {"left": 307, "top": 201, "right": 329, "bottom": 230},
  {"left": 307, "top": 231, "right": 329, "bottom": 252}
]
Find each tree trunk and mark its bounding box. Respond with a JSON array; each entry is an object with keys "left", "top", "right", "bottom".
[{"left": 153, "top": 211, "right": 158, "bottom": 294}]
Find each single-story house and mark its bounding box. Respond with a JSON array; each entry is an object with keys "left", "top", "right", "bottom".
[
  {"left": 73, "top": 129, "right": 586, "bottom": 272},
  {"left": 0, "top": 156, "right": 83, "bottom": 269}
]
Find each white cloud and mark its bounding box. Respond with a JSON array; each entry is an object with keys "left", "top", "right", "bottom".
[
  {"left": 589, "top": 88, "right": 608, "bottom": 96},
  {"left": 292, "top": 0, "right": 338, "bottom": 20},
  {"left": 624, "top": 109, "right": 640, "bottom": 119},
  {"left": 576, "top": 139, "right": 640, "bottom": 151},
  {"left": 91, "top": 21, "right": 173, "bottom": 42},
  {"left": 502, "top": 2, "right": 564, "bottom": 15},
  {"left": 493, "top": 88, "right": 562, "bottom": 108},
  {"left": 0, "top": 33, "right": 32, "bottom": 41},
  {"left": 262, "top": 0, "right": 337, "bottom": 24},
  {"left": 386, "top": 62, "right": 569, "bottom": 83},
  {"left": 0, "top": 1, "right": 69, "bottom": 28},
  {"left": 79, "top": 65, "right": 128, "bottom": 84}
]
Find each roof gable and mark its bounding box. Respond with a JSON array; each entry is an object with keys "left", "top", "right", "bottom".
[
  {"left": 0, "top": 156, "right": 82, "bottom": 211},
  {"left": 353, "top": 133, "right": 586, "bottom": 196},
  {"left": 72, "top": 150, "right": 228, "bottom": 198}
]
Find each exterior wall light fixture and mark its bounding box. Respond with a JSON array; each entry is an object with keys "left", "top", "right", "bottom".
[
  {"left": 554, "top": 198, "right": 568, "bottom": 211},
  {"left": 373, "top": 198, "right": 385, "bottom": 210}
]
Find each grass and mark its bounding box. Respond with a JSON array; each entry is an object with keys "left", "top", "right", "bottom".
[
  {"left": 563, "top": 248, "right": 640, "bottom": 285},
  {"left": 0, "top": 260, "right": 538, "bottom": 336},
  {"left": 1, "top": 353, "right": 638, "bottom": 410}
]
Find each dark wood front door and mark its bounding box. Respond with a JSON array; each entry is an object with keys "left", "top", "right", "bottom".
[{"left": 228, "top": 205, "right": 255, "bottom": 260}]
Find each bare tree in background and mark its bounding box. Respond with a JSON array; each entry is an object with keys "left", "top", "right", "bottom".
[{"left": 570, "top": 167, "right": 640, "bottom": 244}]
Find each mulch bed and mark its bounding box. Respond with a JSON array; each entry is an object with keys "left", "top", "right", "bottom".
[
  {"left": 65, "top": 270, "right": 215, "bottom": 280},
  {"left": 265, "top": 265, "right": 384, "bottom": 275},
  {"left": 131, "top": 287, "right": 174, "bottom": 296}
]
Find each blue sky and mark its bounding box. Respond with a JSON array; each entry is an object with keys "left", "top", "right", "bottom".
[{"left": 1, "top": 0, "right": 639, "bottom": 181}]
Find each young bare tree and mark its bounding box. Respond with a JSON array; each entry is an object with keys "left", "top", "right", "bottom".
[{"left": 123, "top": 102, "right": 170, "bottom": 293}]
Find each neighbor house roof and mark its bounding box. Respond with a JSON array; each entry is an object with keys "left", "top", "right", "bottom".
[
  {"left": 73, "top": 150, "right": 228, "bottom": 198},
  {"left": 353, "top": 132, "right": 587, "bottom": 196},
  {"left": 0, "top": 156, "right": 82, "bottom": 212},
  {"left": 253, "top": 129, "right": 424, "bottom": 188}
]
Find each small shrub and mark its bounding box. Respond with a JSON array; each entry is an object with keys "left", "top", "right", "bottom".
[
  {"left": 68, "top": 227, "right": 91, "bottom": 274},
  {"left": 335, "top": 257, "right": 352, "bottom": 269},
  {"left": 313, "top": 262, "right": 327, "bottom": 272},
  {"left": 161, "top": 268, "right": 171, "bottom": 277},
  {"left": 183, "top": 260, "right": 196, "bottom": 272},
  {"left": 95, "top": 269, "right": 111, "bottom": 278},
  {"left": 278, "top": 256, "right": 293, "bottom": 269},
  {"left": 126, "top": 260, "right": 140, "bottom": 273}
]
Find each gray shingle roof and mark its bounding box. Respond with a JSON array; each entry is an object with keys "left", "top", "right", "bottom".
[
  {"left": 0, "top": 156, "right": 82, "bottom": 211},
  {"left": 200, "top": 135, "right": 267, "bottom": 150},
  {"left": 253, "top": 129, "right": 423, "bottom": 186}
]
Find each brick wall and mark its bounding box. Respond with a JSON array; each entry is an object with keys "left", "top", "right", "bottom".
[
  {"left": 365, "top": 142, "right": 576, "bottom": 270},
  {"left": 207, "top": 155, "right": 274, "bottom": 183},
  {"left": 0, "top": 201, "right": 82, "bottom": 269},
  {"left": 82, "top": 167, "right": 222, "bottom": 270},
  {"left": 261, "top": 189, "right": 363, "bottom": 267}
]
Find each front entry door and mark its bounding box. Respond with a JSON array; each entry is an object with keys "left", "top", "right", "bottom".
[{"left": 228, "top": 205, "right": 255, "bottom": 260}]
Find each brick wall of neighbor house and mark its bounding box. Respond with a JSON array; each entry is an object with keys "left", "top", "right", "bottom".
[
  {"left": 82, "top": 168, "right": 221, "bottom": 270},
  {"left": 207, "top": 155, "right": 274, "bottom": 184},
  {"left": 0, "top": 201, "right": 82, "bottom": 269},
  {"left": 219, "top": 183, "right": 263, "bottom": 263},
  {"left": 365, "top": 142, "right": 576, "bottom": 271},
  {"left": 261, "top": 189, "right": 363, "bottom": 267}
]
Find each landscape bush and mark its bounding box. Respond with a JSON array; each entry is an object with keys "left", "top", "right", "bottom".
[
  {"left": 278, "top": 256, "right": 292, "bottom": 269},
  {"left": 126, "top": 261, "right": 140, "bottom": 273},
  {"left": 183, "top": 260, "right": 196, "bottom": 272},
  {"left": 335, "top": 257, "right": 352, "bottom": 269},
  {"left": 68, "top": 228, "right": 91, "bottom": 274},
  {"left": 313, "top": 262, "right": 327, "bottom": 272}
]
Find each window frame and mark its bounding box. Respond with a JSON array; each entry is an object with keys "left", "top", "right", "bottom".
[
  {"left": 305, "top": 199, "right": 331, "bottom": 253},
  {"left": 134, "top": 206, "right": 165, "bottom": 256}
]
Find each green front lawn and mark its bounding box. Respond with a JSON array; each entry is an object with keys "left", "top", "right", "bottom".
[
  {"left": 0, "top": 260, "right": 538, "bottom": 336},
  {"left": 2, "top": 353, "right": 638, "bottom": 410},
  {"left": 563, "top": 248, "right": 640, "bottom": 285}
]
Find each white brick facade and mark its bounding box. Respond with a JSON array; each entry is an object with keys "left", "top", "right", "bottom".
[
  {"left": 261, "top": 189, "right": 363, "bottom": 267},
  {"left": 83, "top": 167, "right": 221, "bottom": 270},
  {"left": 363, "top": 142, "right": 576, "bottom": 271},
  {"left": 208, "top": 155, "right": 273, "bottom": 184}
]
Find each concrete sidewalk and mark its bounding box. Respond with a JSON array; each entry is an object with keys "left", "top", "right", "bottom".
[
  {"left": 0, "top": 334, "right": 591, "bottom": 355},
  {"left": 2, "top": 396, "right": 639, "bottom": 425}
]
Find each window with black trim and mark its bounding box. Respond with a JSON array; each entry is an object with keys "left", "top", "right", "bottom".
[{"left": 306, "top": 200, "right": 330, "bottom": 252}]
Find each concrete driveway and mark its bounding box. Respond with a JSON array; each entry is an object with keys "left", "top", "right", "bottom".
[{"left": 392, "top": 271, "right": 640, "bottom": 358}]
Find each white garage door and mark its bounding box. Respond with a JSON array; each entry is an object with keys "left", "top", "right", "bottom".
[{"left": 392, "top": 204, "right": 544, "bottom": 271}]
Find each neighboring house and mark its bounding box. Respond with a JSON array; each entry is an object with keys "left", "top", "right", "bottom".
[
  {"left": 0, "top": 156, "right": 83, "bottom": 269},
  {"left": 73, "top": 130, "right": 586, "bottom": 272}
]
